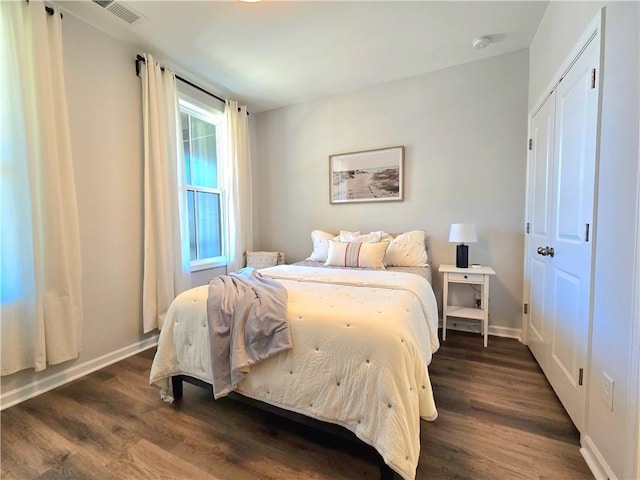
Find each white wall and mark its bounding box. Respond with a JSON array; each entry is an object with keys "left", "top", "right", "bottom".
[
  {"left": 252, "top": 50, "right": 530, "bottom": 334},
  {"left": 529, "top": 3, "right": 640, "bottom": 479}
]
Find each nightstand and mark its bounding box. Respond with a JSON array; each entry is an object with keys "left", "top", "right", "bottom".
[{"left": 439, "top": 264, "right": 496, "bottom": 347}]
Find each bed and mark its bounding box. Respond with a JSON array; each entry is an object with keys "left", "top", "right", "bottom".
[{"left": 149, "top": 230, "right": 439, "bottom": 480}]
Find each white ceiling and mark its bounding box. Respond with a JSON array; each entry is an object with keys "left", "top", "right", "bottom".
[{"left": 56, "top": 1, "right": 548, "bottom": 113}]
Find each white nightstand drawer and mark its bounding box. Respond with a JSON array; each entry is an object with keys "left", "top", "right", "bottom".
[{"left": 448, "top": 272, "right": 484, "bottom": 283}]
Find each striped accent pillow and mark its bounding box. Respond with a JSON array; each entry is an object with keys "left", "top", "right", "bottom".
[{"left": 324, "top": 240, "right": 390, "bottom": 269}]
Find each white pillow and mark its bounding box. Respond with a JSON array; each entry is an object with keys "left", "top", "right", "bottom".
[
  {"left": 340, "top": 230, "right": 382, "bottom": 243},
  {"left": 325, "top": 240, "right": 389, "bottom": 269},
  {"left": 378, "top": 230, "right": 394, "bottom": 241},
  {"left": 384, "top": 230, "right": 428, "bottom": 266},
  {"left": 339, "top": 230, "right": 361, "bottom": 241},
  {"left": 306, "top": 230, "right": 339, "bottom": 262}
]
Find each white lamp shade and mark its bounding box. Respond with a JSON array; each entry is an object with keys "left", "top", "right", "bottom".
[{"left": 449, "top": 223, "right": 477, "bottom": 243}]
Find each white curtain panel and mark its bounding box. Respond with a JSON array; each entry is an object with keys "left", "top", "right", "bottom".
[
  {"left": 0, "top": 2, "right": 83, "bottom": 374},
  {"left": 224, "top": 100, "right": 253, "bottom": 273},
  {"left": 141, "top": 54, "right": 191, "bottom": 333}
]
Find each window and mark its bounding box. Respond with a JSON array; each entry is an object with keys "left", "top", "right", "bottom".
[{"left": 179, "top": 98, "right": 225, "bottom": 270}]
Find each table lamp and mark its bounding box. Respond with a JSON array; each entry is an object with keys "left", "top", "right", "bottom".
[{"left": 449, "top": 223, "right": 477, "bottom": 268}]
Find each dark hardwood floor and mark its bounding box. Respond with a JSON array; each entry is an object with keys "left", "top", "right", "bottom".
[{"left": 1, "top": 330, "right": 593, "bottom": 479}]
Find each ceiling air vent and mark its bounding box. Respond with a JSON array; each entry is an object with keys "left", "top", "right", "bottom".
[{"left": 91, "top": 0, "right": 145, "bottom": 25}]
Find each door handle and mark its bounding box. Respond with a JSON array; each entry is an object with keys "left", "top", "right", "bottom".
[{"left": 537, "top": 246, "right": 555, "bottom": 257}]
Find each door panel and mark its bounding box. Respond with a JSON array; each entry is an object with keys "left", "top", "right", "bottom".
[
  {"left": 550, "top": 269, "right": 580, "bottom": 384},
  {"left": 526, "top": 93, "right": 555, "bottom": 369},
  {"left": 531, "top": 99, "right": 554, "bottom": 238},
  {"left": 545, "top": 34, "right": 599, "bottom": 432},
  {"left": 555, "top": 61, "right": 594, "bottom": 243},
  {"left": 528, "top": 258, "right": 548, "bottom": 369}
]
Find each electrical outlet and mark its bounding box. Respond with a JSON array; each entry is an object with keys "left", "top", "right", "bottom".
[
  {"left": 475, "top": 290, "right": 481, "bottom": 308},
  {"left": 602, "top": 372, "right": 614, "bottom": 411}
]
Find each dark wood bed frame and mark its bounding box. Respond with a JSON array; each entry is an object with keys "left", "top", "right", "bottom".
[{"left": 171, "top": 375, "right": 397, "bottom": 480}]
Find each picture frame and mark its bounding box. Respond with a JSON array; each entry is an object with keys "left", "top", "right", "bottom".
[{"left": 329, "top": 146, "right": 404, "bottom": 204}]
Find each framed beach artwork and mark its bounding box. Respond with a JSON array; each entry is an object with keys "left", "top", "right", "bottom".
[{"left": 329, "top": 146, "right": 404, "bottom": 204}]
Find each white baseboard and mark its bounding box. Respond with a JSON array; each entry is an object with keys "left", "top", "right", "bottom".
[
  {"left": 442, "top": 318, "right": 522, "bottom": 342},
  {"left": 0, "top": 335, "right": 159, "bottom": 411},
  {"left": 581, "top": 435, "right": 616, "bottom": 480}
]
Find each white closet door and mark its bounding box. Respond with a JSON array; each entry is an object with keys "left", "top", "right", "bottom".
[
  {"left": 544, "top": 33, "right": 600, "bottom": 432},
  {"left": 526, "top": 92, "right": 556, "bottom": 374},
  {"left": 525, "top": 32, "right": 600, "bottom": 432}
]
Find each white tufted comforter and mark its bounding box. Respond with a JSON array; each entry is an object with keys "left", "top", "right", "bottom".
[{"left": 149, "top": 265, "right": 439, "bottom": 480}]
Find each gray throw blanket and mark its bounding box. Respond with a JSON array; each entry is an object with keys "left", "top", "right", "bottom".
[{"left": 207, "top": 267, "right": 291, "bottom": 399}]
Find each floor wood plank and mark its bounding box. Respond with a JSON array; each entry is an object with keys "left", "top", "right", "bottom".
[
  {"left": 106, "top": 439, "right": 220, "bottom": 480},
  {"left": 1, "top": 330, "right": 593, "bottom": 479},
  {"left": 1, "top": 408, "right": 77, "bottom": 479}
]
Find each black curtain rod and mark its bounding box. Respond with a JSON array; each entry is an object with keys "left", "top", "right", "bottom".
[
  {"left": 135, "top": 55, "right": 225, "bottom": 104},
  {"left": 24, "top": 0, "right": 63, "bottom": 18}
]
